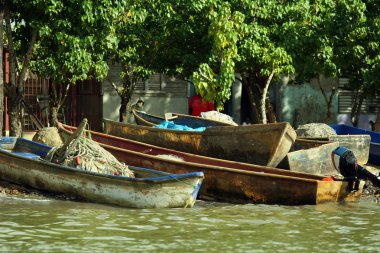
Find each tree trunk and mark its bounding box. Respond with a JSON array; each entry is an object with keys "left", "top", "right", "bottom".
[
  {"left": 117, "top": 76, "right": 136, "bottom": 123},
  {"left": 317, "top": 76, "right": 336, "bottom": 123},
  {"left": 351, "top": 89, "right": 363, "bottom": 127},
  {"left": 49, "top": 82, "right": 71, "bottom": 126},
  {"left": 4, "top": 3, "right": 22, "bottom": 136},
  {"left": 7, "top": 92, "right": 22, "bottom": 136},
  {"left": 50, "top": 106, "right": 59, "bottom": 126},
  {"left": 0, "top": 4, "right": 4, "bottom": 136},
  {"left": 266, "top": 97, "right": 277, "bottom": 123},
  {"left": 260, "top": 70, "right": 275, "bottom": 124},
  {"left": 242, "top": 75, "right": 260, "bottom": 124},
  {"left": 4, "top": 3, "right": 37, "bottom": 136},
  {"left": 119, "top": 97, "right": 127, "bottom": 122},
  {"left": 373, "top": 110, "right": 380, "bottom": 131}
]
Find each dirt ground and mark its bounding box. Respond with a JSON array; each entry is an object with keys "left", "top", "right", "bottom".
[
  {"left": 362, "top": 164, "right": 380, "bottom": 197},
  {"left": 0, "top": 180, "right": 79, "bottom": 201}
]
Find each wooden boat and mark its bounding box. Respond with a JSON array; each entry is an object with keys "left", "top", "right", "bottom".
[
  {"left": 59, "top": 123, "right": 364, "bottom": 205},
  {"left": 103, "top": 118, "right": 297, "bottom": 167},
  {"left": 294, "top": 134, "right": 370, "bottom": 165},
  {"left": 0, "top": 137, "right": 204, "bottom": 208},
  {"left": 132, "top": 109, "right": 235, "bottom": 127},
  {"left": 331, "top": 124, "right": 380, "bottom": 165}
]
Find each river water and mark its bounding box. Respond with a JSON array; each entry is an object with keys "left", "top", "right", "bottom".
[{"left": 0, "top": 195, "right": 379, "bottom": 253}]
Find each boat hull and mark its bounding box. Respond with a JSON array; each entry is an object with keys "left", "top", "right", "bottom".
[
  {"left": 294, "top": 134, "right": 370, "bottom": 165},
  {"left": 286, "top": 142, "right": 340, "bottom": 176},
  {"left": 103, "top": 119, "right": 297, "bottom": 167},
  {"left": 331, "top": 124, "right": 380, "bottom": 165},
  {"left": 60, "top": 124, "right": 363, "bottom": 205},
  {"left": 0, "top": 137, "right": 203, "bottom": 208}
]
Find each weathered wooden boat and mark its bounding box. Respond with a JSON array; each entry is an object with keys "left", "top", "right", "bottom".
[
  {"left": 293, "top": 134, "right": 370, "bottom": 165},
  {"left": 0, "top": 137, "right": 204, "bottom": 208},
  {"left": 331, "top": 124, "right": 380, "bottom": 165},
  {"left": 103, "top": 118, "right": 297, "bottom": 167},
  {"left": 59, "top": 123, "right": 364, "bottom": 205},
  {"left": 132, "top": 109, "right": 235, "bottom": 127}
]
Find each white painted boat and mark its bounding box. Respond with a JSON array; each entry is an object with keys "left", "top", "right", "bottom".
[{"left": 0, "top": 137, "right": 204, "bottom": 208}]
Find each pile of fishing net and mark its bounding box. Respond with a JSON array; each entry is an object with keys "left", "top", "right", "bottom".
[
  {"left": 45, "top": 120, "right": 134, "bottom": 177},
  {"left": 200, "top": 111, "right": 238, "bottom": 126},
  {"left": 296, "top": 123, "right": 337, "bottom": 138}
]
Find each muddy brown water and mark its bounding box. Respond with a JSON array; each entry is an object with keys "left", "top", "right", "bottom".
[{"left": 0, "top": 189, "right": 379, "bottom": 253}]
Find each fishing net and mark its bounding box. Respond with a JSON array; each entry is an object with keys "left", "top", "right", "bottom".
[
  {"left": 45, "top": 120, "right": 135, "bottom": 177},
  {"left": 296, "top": 123, "right": 337, "bottom": 138},
  {"left": 200, "top": 111, "right": 238, "bottom": 126}
]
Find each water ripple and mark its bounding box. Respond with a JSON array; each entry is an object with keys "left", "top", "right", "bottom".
[{"left": 0, "top": 197, "right": 379, "bottom": 252}]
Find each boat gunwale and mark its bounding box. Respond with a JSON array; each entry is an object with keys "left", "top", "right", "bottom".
[
  {"left": 59, "top": 123, "right": 343, "bottom": 184},
  {"left": 104, "top": 118, "right": 291, "bottom": 136},
  {"left": 132, "top": 110, "right": 159, "bottom": 127},
  {"left": 133, "top": 109, "right": 236, "bottom": 127},
  {"left": 0, "top": 141, "right": 204, "bottom": 184}
]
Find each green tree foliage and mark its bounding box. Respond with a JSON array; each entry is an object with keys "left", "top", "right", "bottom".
[
  {"left": 30, "top": 0, "right": 127, "bottom": 125},
  {"left": 189, "top": 0, "right": 380, "bottom": 124},
  {"left": 109, "top": 0, "right": 215, "bottom": 121},
  {"left": 232, "top": 0, "right": 296, "bottom": 123},
  {"left": 336, "top": 0, "right": 380, "bottom": 126},
  {"left": 4, "top": 0, "right": 44, "bottom": 136},
  {"left": 192, "top": 2, "right": 244, "bottom": 111},
  {"left": 3, "top": 0, "right": 127, "bottom": 133},
  {"left": 4, "top": 0, "right": 380, "bottom": 130},
  {"left": 282, "top": 0, "right": 368, "bottom": 123},
  {"left": 0, "top": 1, "right": 4, "bottom": 136},
  {"left": 107, "top": 2, "right": 153, "bottom": 122}
]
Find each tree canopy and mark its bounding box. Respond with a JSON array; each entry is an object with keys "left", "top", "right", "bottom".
[
  {"left": 2, "top": 0, "right": 380, "bottom": 132},
  {"left": 3, "top": 0, "right": 128, "bottom": 133}
]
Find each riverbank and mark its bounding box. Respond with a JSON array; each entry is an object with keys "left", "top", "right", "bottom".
[
  {"left": 1, "top": 178, "right": 378, "bottom": 201},
  {"left": 0, "top": 180, "right": 79, "bottom": 201}
]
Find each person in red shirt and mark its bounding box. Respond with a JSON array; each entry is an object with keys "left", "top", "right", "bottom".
[{"left": 189, "top": 94, "right": 215, "bottom": 116}]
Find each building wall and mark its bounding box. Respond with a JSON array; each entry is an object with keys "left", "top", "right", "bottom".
[
  {"left": 275, "top": 77, "right": 378, "bottom": 130},
  {"left": 275, "top": 77, "right": 339, "bottom": 128}
]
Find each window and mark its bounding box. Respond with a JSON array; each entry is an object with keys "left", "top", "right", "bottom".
[
  {"left": 135, "top": 74, "right": 164, "bottom": 93},
  {"left": 338, "top": 78, "right": 380, "bottom": 114}
]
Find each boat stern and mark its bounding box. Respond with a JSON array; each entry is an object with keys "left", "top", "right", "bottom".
[{"left": 316, "top": 179, "right": 365, "bottom": 204}]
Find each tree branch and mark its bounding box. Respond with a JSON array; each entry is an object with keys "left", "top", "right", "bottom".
[
  {"left": 198, "top": 69, "right": 213, "bottom": 83},
  {"left": 260, "top": 70, "right": 275, "bottom": 124},
  {"left": 58, "top": 83, "right": 71, "bottom": 108},
  {"left": 235, "top": 75, "right": 242, "bottom": 83},
  {"left": 4, "top": 3, "right": 17, "bottom": 85},
  {"left": 317, "top": 75, "right": 329, "bottom": 105},
  {"left": 110, "top": 81, "right": 123, "bottom": 97},
  {"left": 18, "top": 29, "right": 38, "bottom": 91},
  {"left": 328, "top": 79, "right": 337, "bottom": 104}
]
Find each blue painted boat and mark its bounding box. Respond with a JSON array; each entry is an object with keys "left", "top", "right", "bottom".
[
  {"left": 132, "top": 109, "right": 235, "bottom": 127},
  {"left": 0, "top": 137, "right": 204, "bottom": 208},
  {"left": 330, "top": 124, "right": 380, "bottom": 165}
]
